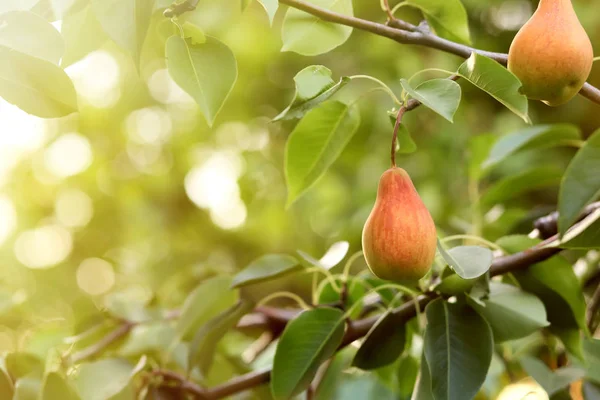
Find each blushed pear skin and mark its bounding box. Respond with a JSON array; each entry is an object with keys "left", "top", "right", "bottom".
[
  {"left": 507, "top": 0, "right": 593, "bottom": 106},
  {"left": 361, "top": 167, "right": 437, "bottom": 282}
]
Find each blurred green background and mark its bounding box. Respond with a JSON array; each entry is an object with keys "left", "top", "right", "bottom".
[{"left": 0, "top": 0, "right": 598, "bottom": 375}]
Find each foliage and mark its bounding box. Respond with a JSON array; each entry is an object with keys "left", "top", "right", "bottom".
[{"left": 0, "top": 0, "right": 600, "bottom": 399}]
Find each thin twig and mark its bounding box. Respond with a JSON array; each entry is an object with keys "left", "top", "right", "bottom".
[
  {"left": 278, "top": 0, "right": 600, "bottom": 105},
  {"left": 391, "top": 106, "right": 407, "bottom": 167},
  {"left": 70, "top": 322, "right": 133, "bottom": 364},
  {"left": 587, "top": 285, "right": 600, "bottom": 333}
]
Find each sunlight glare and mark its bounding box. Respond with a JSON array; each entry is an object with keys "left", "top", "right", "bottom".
[
  {"left": 44, "top": 133, "right": 93, "bottom": 178},
  {"left": 0, "top": 195, "right": 17, "bottom": 246},
  {"left": 66, "top": 51, "right": 121, "bottom": 108},
  {"left": 76, "top": 258, "right": 115, "bottom": 296},
  {"left": 55, "top": 189, "right": 94, "bottom": 228},
  {"left": 14, "top": 225, "right": 73, "bottom": 269}
]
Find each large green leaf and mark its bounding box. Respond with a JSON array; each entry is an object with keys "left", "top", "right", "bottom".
[
  {"left": 424, "top": 299, "right": 493, "bottom": 400},
  {"left": 480, "top": 167, "right": 563, "bottom": 206},
  {"left": 558, "top": 129, "right": 600, "bottom": 237},
  {"left": 468, "top": 282, "right": 549, "bottom": 342},
  {"left": 257, "top": 0, "right": 278, "bottom": 25},
  {"left": 457, "top": 53, "right": 529, "bottom": 123},
  {"left": 437, "top": 241, "right": 493, "bottom": 279},
  {"left": 400, "top": 78, "right": 461, "bottom": 122},
  {"left": 274, "top": 65, "right": 350, "bottom": 121},
  {"left": 281, "top": 0, "right": 353, "bottom": 56},
  {"left": 404, "top": 0, "right": 470, "bottom": 43},
  {"left": 352, "top": 311, "right": 407, "bottom": 370},
  {"left": 271, "top": 307, "right": 345, "bottom": 399},
  {"left": 41, "top": 372, "right": 80, "bottom": 400},
  {"left": 91, "top": 0, "right": 154, "bottom": 64},
  {"left": 61, "top": 4, "right": 108, "bottom": 67},
  {"left": 0, "top": 11, "right": 63, "bottom": 64},
  {"left": 175, "top": 276, "right": 238, "bottom": 341},
  {"left": 232, "top": 254, "right": 301, "bottom": 288},
  {"left": 285, "top": 100, "right": 360, "bottom": 206},
  {"left": 0, "top": 46, "right": 77, "bottom": 118},
  {"left": 482, "top": 124, "right": 580, "bottom": 171},
  {"left": 413, "top": 353, "right": 434, "bottom": 400},
  {"left": 166, "top": 35, "right": 237, "bottom": 127},
  {"left": 75, "top": 359, "right": 135, "bottom": 400},
  {"left": 498, "top": 236, "right": 587, "bottom": 332},
  {"left": 521, "top": 356, "right": 585, "bottom": 396},
  {"left": 13, "top": 377, "right": 41, "bottom": 400},
  {"left": 188, "top": 300, "right": 254, "bottom": 375}
]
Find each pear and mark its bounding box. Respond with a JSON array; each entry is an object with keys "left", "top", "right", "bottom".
[
  {"left": 362, "top": 167, "right": 437, "bottom": 282},
  {"left": 507, "top": 0, "right": 593, "bottom": 106}
]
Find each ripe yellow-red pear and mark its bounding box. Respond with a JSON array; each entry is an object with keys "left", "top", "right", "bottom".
[
  {"left": 507, "top": 0, "right": 593, "bottom": 106},
  {"left": 362, "top": 167, "right": 437, "bottom": 282}
]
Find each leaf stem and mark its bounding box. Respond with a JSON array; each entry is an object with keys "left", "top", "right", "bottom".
[
  {"left": 407, "top": 67, "right": 455, "bottom": 85},
  {"left": 256, "top": 292, "right": 311, "bottom": 310},
  {"left": 348, "top": 75, "right": 402, "bottom": 105},
  {"left": 342, "top": 251, "right": 364, "bottom": 282},
  {"left": 391, "top": 106, "right": 408, "bottom": 167},
  {"left": 442, "top": 235, "right": 505, "bottom": 253}
]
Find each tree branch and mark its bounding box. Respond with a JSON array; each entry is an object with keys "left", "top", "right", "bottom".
[{"left": 278, "top": 0, "right": 600, "bottom": 105}]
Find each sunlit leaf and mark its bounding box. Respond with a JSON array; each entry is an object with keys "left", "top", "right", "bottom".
[
  {"left": 41, "top": 372, "right": 80, "bottom": 400},
  {"left": 400, "top": 78, "right": 461, "bottom": 122},
  {"left": 5, "top": 353, "right": 43, "bottom": 380},
  {"left": 257, "top": 0, "right": 278, "bottom": 25},
  {"left": 482, "top": 124, "right": 581, "bottom": 171},
  {"left": 424, "top": 299, "right": 493, "bottom": 400},
  {"left": 0, "top": 46, "right": 77, "bottom": 118},
  {"left": 437, "top": 241, "right": 493, "bottom": 279},
  {"left": 166, "top": 35, "right": 237, "bottom": 126},
  {"left": 0, "top": 11, "right": 63, "bottom": 64},
  {"left": 91, "top": 0, "right": 154, "bottom": 64},
  {"left": 558, "top": 129, "right": 600, "bottom": 237},
  {"left": 281, "top": 0, "right": 353, "bottom": 56},
  {"left": 457, "top": 53, "right": 530, "bottom": 123},
  {"left": 13, "top": 377, "right": 41, "bottom": 400},
  {"left": 75, "top": 358, "right": 135, "bottom": 400},
  {"left": 271, "top": 307, "right": 345, "bottom": 399},
  {"left": 232, "top": 254, "right": 301, "bottom": 288},
  {"left": 285, "top": 100, "right": 360, "bottom": 206},
  {"left": 274, "top": 65, "right": 349, "bottom": 121},
  {"left": 404, "top": 0, "right": 470, "bottom": 44},
  {"left": 61, "top": 4, "right": 108, "bottom": 67}
]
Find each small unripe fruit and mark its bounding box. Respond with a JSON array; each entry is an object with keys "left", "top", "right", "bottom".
[
  {"left": 507, "top": 0, "right": 593, "bottom": 106},
  {"left": 362, "top": 167, "right": 437, "bottom": 282}
]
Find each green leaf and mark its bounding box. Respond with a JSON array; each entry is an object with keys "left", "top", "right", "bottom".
[
  {"left": 91, "top": 0, "right": 154, "bottom": 64},
  {"left": 271, "top": 307, "right": 345, "bottom": 399},
  {"left": 553, "top": 208, "right": 600, "bottom": 249},
  {"left": 404, "top": 0, "right": 470, "bottom": 44},
  {"left": 257, "top": 0, "right": 278, "bottom": 25},
  {"left": 582, "top": 339, "right": 600, "bottom": 384},
  {"left": 480, "top": 167, "right": 563, "bottom": 206},
  {"left": 166, "top": 35, "right": 237, "bottom": 127},
  {"left": 188, "top": 300, "right": 254, "bottom": 375},
  {"left": 552, "top": 326, "right": 584, "bottom": 362},
  {"left": 424, "top": 299, "right": 493, "bottom": 400},
  {"left": 437, "top": 241, "right": 493, "bottom": 279},
  {"left": 5, "top": 353, "right": 43, "bottom": 380},
  {"left": 61, "top": 4, "right": 108, "bottom": 67},
  {"left": 281, "top": 0, "right": 353, "bottom": 56},
  {"left": 482, "top": 124, "right": 581, "bottom": 171},
  {"left": 412, "top": 353, "right": 434, "bottom": 400},
  {"left": 388, "top": 111, "right": 418, "bottom": 154},
  {"left": 285, "top": 100, "right": 360, "bottom": 206},
  {"left": 175, "top": 276, "right": 238, "bottom": 340},
  {"left": 317, "top": 277, "right": 364, "bottom": 318},
  {"left": 0, "top": 367, "right": 13, "bottom": 399},
  {"left": 468, "top": 133, "right": 496, "bottom": 182},
  {"left": 13, "top": 377, "right": 41, "bottom": 400},
  {"left": 558, "top": 129, "right": 600, "bottom": 237},
  {"left": 118, "top": 324, "right": 176, "bottom": 357},
  {"left": 400, "top": 78, "right": 461, "bottom": 122},
  {"left": 457, "top": 53, "right": 530, "bottom": 123},
  {"left": 0, "top": 11, "right": 63, "bottom": 64},
  {"left": 521, "top": 356, "right": 585, "bottom": 396},
  {"left": 0, "top": 46, "right": 78, "bottom": 118},
  {"left": 41, "top": 372, "right": 80, "bottom": 400},
  {"left": 396, "top": 355, "right": 419, "bottom": 400},
  {"left": 498, "top": 236, "right": 587, "bottom": 332},
  {"left": 298, "top": 241, "right": 350, "bottom": 270},
  {"left": 274, "top": 65, "right": 350, "bottom": 122},
  {"left": 232, "top": 254, "right": 301, "bottom": 288},
  {"left": 352, "top": 311, "right": 407, "bottom": 370},
  {"left": 75, "top": 359, "right": 135, "bottom": 400},
  {"left": 435, "top": 273, "right": 477, "bottom": 295},
  {"left": 181, "top": 21, "right": 206, "bottom": 44},
  {"left": 468, "top": 282, "right": 549, "bottom": 342}
]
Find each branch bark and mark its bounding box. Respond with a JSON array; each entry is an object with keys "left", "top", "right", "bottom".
[{"left": 278, "top": 0, "right": 600, "bottom": 105}]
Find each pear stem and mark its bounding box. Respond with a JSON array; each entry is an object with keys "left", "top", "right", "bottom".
[{"left": 391, "top": 105, "right": 408, "bottom": 167}]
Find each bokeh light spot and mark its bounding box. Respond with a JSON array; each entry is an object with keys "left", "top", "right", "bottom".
[
  {"left": 66, "top": 51, "right": 121, "bottom": 108},
  {"left": 0, "top": 195, "right": 17, "bottom": 246},
  {"left": 126, "top": 107, "right": 173, "bottom": 145},
  {"left": 14, "top": 225, "right": 72, "bottom": 269},
  {"left": 55, "top": 189, "right": 94, "bottom": 228},
  {"left": 76, "top": 258, "right": 115, "bottom": 296},
  {"left": 44, "top": 133, "right": 93, "bottom": 178}
]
